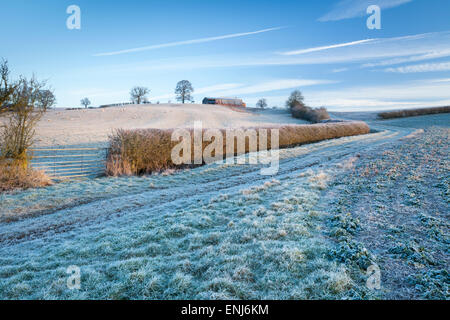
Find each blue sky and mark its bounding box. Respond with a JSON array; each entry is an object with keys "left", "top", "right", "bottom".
[{"left": 1, "top": 0, "right": 450, "bottom": 110}]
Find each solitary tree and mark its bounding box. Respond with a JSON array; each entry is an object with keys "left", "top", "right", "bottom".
[
  {"left": 286, "top": 90, "right": 305, "bottom": 109},
  {"left": 130, "top": 86, "right": 149, "bottom": 104},
  {"left": 38, "top": 90, "right": 56, "bottom": 110},
  {"left": 0, "top": 60, "right": 55, "bottom": 165},
  {"left": 256, "top": 98, "right": 268, "bottom": 109},
  {"left": 81, "top": 97, "right": 91, "bottom": 108},
  {"left": 175, "top": 80, "right": 194, "bottom": 104}
]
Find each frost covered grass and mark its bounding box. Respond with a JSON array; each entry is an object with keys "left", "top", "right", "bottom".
[
  {"left": 0, "top": 175, "right": 159, "bottom": 222},
  {"left": 106, "top": 122, "right": 369, "bottom": 176},
  {"left": 0, "top": 166, "right": 368, "bottom": 299},
  {"left": 325, "top": 127, "right": 449, "bottom": 299},
  {"left": 1, "top": 127, "right": 395, "bottom": 300},
  {"left": 0, "top": 114, "right": 447, "bottom": 300}
]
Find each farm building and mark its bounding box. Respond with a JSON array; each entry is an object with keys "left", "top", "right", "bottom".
[{"left": 202, "top": 97, "right": 246, "bottom": 108}]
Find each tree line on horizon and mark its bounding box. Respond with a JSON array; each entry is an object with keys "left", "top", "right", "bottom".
[
  {"left": 81, "top": 82, "right": 315, "bottom": 114},
  {"left": 81, "top": 80, "right": 196, "bottom": 109}
]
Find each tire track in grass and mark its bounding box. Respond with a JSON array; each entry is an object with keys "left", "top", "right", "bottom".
[
  {"left": 0, "top": 128, "right": 410, "bottom": 245},
  {"left": 0, "top": 125, "right": 417, "bottom": 299}
]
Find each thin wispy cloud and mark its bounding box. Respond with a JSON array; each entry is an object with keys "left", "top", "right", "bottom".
[
  {"left": 362, "top": 50, "right": 450, "bottom": 68},
  {"left": 306, "top": 80, "right": 450, "bottom": 110},
  {"left": 332, "top": 68, "right": 349, "bottom": 73},
  {"left": 94, "top": 27, "right": 285, "bottom": 57},
  {"left": 213, "top": 79, "right": 335, "bottom": 96},
  {"left": 319, "top": 0, "right": 412, "bottom": 22},
  {"left": 86, "top": 31, "right": 450, "bottom": 74},
  {"left": 231, "top": 79, "right": 450, "bottom": 111},
  {"left": 385, "top": 62, "right": 450, "bottom": 73},
  {"left": 280, "top": 39, "right": 376, "bottom": 56},
  {"left": 428, "top": 78, "right": 450, "bottom": 83}
]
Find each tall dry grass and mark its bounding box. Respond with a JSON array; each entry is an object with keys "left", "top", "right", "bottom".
[
  {"left": 0, "top": 160, "right": 52, "bottom": 192},
  {"left": 378, "top": 106, "right": 450, "bottom": 119},
  {"left": 106, "top": 121, "right": 370, "bottom": 176}
]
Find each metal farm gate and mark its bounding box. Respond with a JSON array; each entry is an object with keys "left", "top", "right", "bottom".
[{"left": 29, "top": 147, "right": 107, "bottom": 180}]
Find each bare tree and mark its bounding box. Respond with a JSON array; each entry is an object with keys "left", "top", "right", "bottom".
[
  {"left": 0, "top": 59, "right": 17, "bottom": 114},
  {"left": 256, "top": 98, "right": 268, "bottom": 109},
  {"left": 81, "top": 97, "right": 91, "bottom": 108},
  {"left": 286, "top": 90, "right": 304, "bottom": 110},
  {"left": 130, "top": 86, "right": 149, "bottom": 105},
  {"left": 0, "top": 73, "right": 55, "bottom": 164},
  {"left": 175, "top": 80, "right": 194, "bottom": 104},
  {"left": 38, "top": 90, "right": 56, "bottom": 110}
]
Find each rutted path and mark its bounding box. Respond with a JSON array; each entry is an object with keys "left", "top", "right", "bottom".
[
  {"left": 0, "top": 123, "right": 420, "bottom": 299},
  {"left": 0, "top": 126, "right": 408, "bottom": 245}
]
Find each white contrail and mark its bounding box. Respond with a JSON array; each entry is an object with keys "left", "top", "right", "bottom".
[
  {"left": 280, "top": 39, "right": 377, "bottom": 56},
  {"left": 94, "top": 27, "right": 285, "bottom": 57}
]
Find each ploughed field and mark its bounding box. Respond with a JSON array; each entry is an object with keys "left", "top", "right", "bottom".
[
  {"left": 0, "top": 113, "right": 448, "bottom": 299},
  {"left": 30, "top": 104, "right": 308, "bottom": 147}
]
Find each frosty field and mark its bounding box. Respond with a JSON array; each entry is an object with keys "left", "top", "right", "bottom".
[
  {"left": 0, "top": 113, "right": 448, "bottom": 300},
  {"left": 30, "top": 104, "right": 308, "bottom": 147}
]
